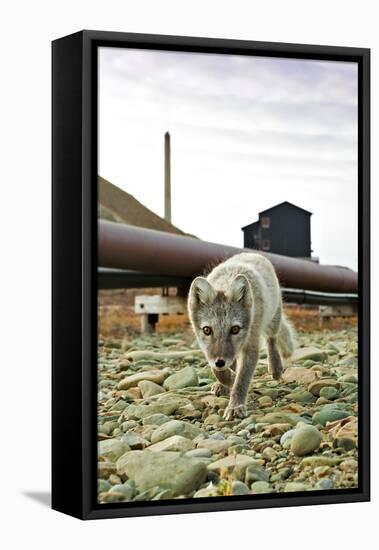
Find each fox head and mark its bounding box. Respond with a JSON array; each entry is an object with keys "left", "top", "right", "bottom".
[{"left": 188, "top": 274, "right": 252, "bottom": 370}]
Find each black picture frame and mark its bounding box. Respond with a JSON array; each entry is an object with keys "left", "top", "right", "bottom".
[{"left": 52, "top": 30, "right": 370, "bottom": 520}]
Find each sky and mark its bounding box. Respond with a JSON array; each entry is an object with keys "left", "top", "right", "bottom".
[{"left": 98, "top": 47, "right": 358, "bottom": 270}]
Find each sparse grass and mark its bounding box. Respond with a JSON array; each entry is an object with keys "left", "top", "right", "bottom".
[
  {"left": 285, "top": 305, "right": 357, "bottom": 332},
  {"left": 98, "top": 289, "right": 357, "bottom": 339}
]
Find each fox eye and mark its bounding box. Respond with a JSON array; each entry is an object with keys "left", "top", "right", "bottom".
[
  {"left": 230, "top": 325, "right": 241, "bottom": 335},
  {"left": 202, "top": 326, "right": 212, "bottom": 336}
]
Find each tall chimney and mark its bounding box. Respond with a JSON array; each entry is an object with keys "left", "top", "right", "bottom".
[{"left": 164, "top": 131, "right": 171, "bottom": 222}]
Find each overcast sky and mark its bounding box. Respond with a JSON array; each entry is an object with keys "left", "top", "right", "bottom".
[{"left": 99, "top": 47, "right": 358, "bottom": 270}]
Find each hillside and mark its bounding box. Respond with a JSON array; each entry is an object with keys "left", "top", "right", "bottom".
[{"left": 98, "top": 176, "right": 187, "bottom": 236}]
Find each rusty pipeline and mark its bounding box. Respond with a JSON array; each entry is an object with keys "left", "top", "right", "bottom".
[{"left": 98, "top": 220, "right": 358, "bottom": 294}]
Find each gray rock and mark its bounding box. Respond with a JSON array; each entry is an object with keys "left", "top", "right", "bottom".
[
  {"left": 118, "top": 370, "right": 166, "bottom": 390},
  {"left": 257, "top": 387, "right": 278, "bottom": 399},
  {"left": 335, "top": 437, "right": 356, "bottom": 451},
  {"left": 303, "top": 359, "right": 317, "bottom": 367},
  {"left": 142, "top": 414, "right": 171, "bottom": 426},
  {"left": 148, "top": 435, "right": 195, "bottom": 453},
  {"left": 123, "top": 399, "right": 183, "bottom": 419},
  {"left": 231, "top": 481, "right": 250, "bottom": 495},
  {"left": 98, "top": 462, "right": 117, "bottom": 479},
  {"left": 138, "top": 424, "right": 156, "bottom": 441},
  {"left": 109, "top": 483, "right": 134, "bottom": 500},
  {"left": 312, "top": 406, "right": 350, "bottom": 426},
  {"left": 346, "top": 392, "right": 358, "bottom": 404},
  {"left": 193, "top": 433, "right": 208, "bottom": 445},
  {"left": 244, "top": 423, "right": 256, "bottom": 433},
  {"left": 228, "top": 444, "right": 248, "bottom": 455},
  {"left": 286, "top": 391, "right": 316, "bottom": 404},
  {"left": 185, "top": 448, "right": 213, "bottom": 458},
  {"left": 227, "top": 435, "right": 247, "bottom": 445},
  {"left": 121, "top": 420, "right": 139, "bottom": 432},
  {"left": 204, "top": 414, "right": 223, "bottom": 426},
  {"left": 254, "top": 423, "right": 271, "bottom": 432},
  {"left": 162, "top": 337, "right": 185, "bottom": 346},
  {"left": 271, "top": 467, "right": 292, "bottom": 481},
  {"left": 260, "top": 412, "right": 303, "bottom": 426},
  {"left": 108, "top": 473, "right": 122, "bottom": 485},
  {"left": 238, "top": 415, "right": 257, "bottom": 429},
  {"left": 209, "top": 431, "right": 225, "bottom": 440},
  {"left": 176, "top": 404, "right": 202, "bottom": 419},
  {"left": 123, "top": 479, "right": 136, "bottom": 499},
  {"left": 339, "top": 374, "right": 358, "bottom": 384},
  {"left": 250, "top": 481, "right": 273, "bottom": 494},
  {"left": 315, "top": 478, "right": 334, "bottom": 490},
  {"left": 258, "top": 395, "right": 273, "bottom": 407},
  {"left": 291, "top": 347, "right": 328, "bottom": 363},
  {"left": 207, "top": 455, "right": 257, "bottom": 480},
  {"left": 138, "top": 380, "right": 166, "bottom": 398},
  {"left": 98, "top": 439, "right": 131, "bottom": 461},
  {"left": 116, "top": 450, "right": 207, "bottom": 496},
  {"left": 151, "top": 419, "right": 202, "bottom": 443},
  {"left": 109, "top": 399, "right": 128, "bottom": 412},
  {"left": 151, "top": 489, "right": 174, "bottom": 500},
  {"left": 197, "top": 439, "right": 231, "bottom": 453},
  {"left": 100, "top": 421, "right": 119, "bottom": 434},
  {"left": 284, "top": 482, "right": 309, "bottom": 492},
  {"left": 121, "top": 433, "right": 149, "bottom": 449},
  {"left": 308, "top": 379, "right": 339, "bottom": 397},
  {"left": 337, "top": 356, "right": 357, "bottom": 368},
  {"left": 290, "top": 425, "right": 322, "bottom": 456},
  {"left": 97, "top": 479, "right": 111, "bottom": 494},
  {"left": 133, "top": 486, "right": 171, "bottom": 501},
  {"left": 201, "top": 395, "right": 229, "bottom": 409},
  {"left": 319, "top": 386, "right": 339, "bottom": 400},
  {"left": 98, "top": 490, "right": 126, "bottom": 503},
  {"left": 262, "top": 446, "right": 278, "bottom": 461},
  {"left": 280, "top": 429, "right": 296, "bottom": 448},
  {"left": 163, "top": 366, "right": 199, "bottom": 391},
  {"left": 194, "top": 484, "right": 219, "bottom": 498},
  {"left": 300, "top": 456, "right": 340, "bottom": 468},
  {"left": 245, "top": 464, "right": 269, "bottom": 484}
]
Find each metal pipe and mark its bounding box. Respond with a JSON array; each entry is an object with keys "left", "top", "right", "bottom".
[
  {"left": 98, "top": 220, "right": 358, "bottom": 294},
  {"left": 281, "top": 288, "right": 358, "bottom": 306},
  {"left": 98, "top": 268, "right": 358, "bottom": 306}
]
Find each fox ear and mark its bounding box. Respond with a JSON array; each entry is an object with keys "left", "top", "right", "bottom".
[
  {"left": 189, "top": 277, "right": 217, "bottom": 306},
  {"left": 229, "top": 275, "right": 252, "bottom": 306}
]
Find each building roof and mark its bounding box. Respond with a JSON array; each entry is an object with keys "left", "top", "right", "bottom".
[
  {"left": 241, "top": 220, "right": 259, "bottom": 231},
  {"left": 98, "top": 176, "right": 189, "bottom": 236},
  {"left": 259, "top": 201, "right": 312, "bottom": 216},
  {"left": 242, "top": 202, "right": 312, "bottom": 231}
]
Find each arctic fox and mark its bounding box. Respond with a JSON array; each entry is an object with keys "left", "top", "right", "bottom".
[{"left": 188, "top": 252, "right": 295, "bottom": 420}]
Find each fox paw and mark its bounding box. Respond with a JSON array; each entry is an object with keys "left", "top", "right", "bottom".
[
  {"left": 223, "top": 404, "right": 247, "bottom": 421},
  {"left": 270, "top": 368, "right": 282, "bottom": 381},
  {"left": 268, "top": 364, "right": 282, "bottom": 381},
  {"left": 211, "top": 382, "right": 230, "bottom": 396}
]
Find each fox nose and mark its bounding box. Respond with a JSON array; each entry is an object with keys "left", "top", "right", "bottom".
[{"left": 215, "top": 359, "right": 225, "bottom": 368}]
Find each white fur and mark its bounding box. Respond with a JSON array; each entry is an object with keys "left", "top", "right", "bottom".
[{"left": 188, "top": 252, "right": 295, "bottom": 420}]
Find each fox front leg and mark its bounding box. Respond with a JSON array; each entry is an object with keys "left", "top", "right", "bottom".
[
  {"left": 223, "top": 347, "right": 259, "bottom": 420},
  {"left": 266, "top": 336, "right": 283, "bottom": 380},
  {"left": 211, "top": 364, "right": 236, "bottom": 396}
]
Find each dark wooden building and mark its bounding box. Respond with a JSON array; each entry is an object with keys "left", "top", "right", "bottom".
[{"left": 242, "top": 201, "right": 312, "bottom": 258}]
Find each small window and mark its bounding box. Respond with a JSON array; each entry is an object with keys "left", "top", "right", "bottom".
[
  {"left": 261, "top": 216, "right": 270, "bottom": 228},
  {"left": 261, "top": 239, "right": 271, "bottom": 251}
]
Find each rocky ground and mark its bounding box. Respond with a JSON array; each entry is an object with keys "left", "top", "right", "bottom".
[{"left": 97, "top": 326, "right": 358, "bottom": 503}]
